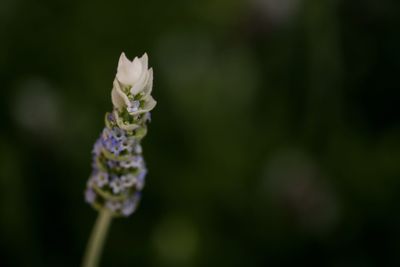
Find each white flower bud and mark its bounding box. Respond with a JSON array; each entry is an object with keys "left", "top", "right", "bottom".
[
  {"left": 117, "top": 52, "right": 147, "bottom": 86},
  {"left": 111, "top": 52, "right": 156, "bottom": 116},
  {"left": 116, "top": 52, "right": 152, "bottom": 94}
]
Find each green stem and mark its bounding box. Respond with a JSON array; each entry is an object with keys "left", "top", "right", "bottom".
[{"left": 82, "top": 209, "right": 113, "bottom": 267}]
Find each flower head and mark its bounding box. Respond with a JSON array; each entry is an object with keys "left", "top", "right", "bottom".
[{"left": 85, "top": 53, "right": 156, "bottom": 217}]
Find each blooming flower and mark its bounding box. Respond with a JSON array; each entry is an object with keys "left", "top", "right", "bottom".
[
  {"left": 94, "top": 172, "right": 109, "bottom": 187},
  {"left": 85, "top": 53, "right": 156, "bottom": 217},
  {"left": 85, "top": 188, "right": 96, "bottom": 204}
]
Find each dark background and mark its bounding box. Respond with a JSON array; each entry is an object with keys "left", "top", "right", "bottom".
[{"left": 1, "top": 0, "right": 400, "bottom": 266}]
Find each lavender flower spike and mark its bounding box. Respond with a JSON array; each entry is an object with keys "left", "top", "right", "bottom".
[{"left": 85, "top": 52, "right": 156, "bottom": 217}]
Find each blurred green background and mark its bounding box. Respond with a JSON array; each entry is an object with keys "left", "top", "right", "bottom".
[{"left": 1, "top": 0, "right": 400, "bottom": 266}]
